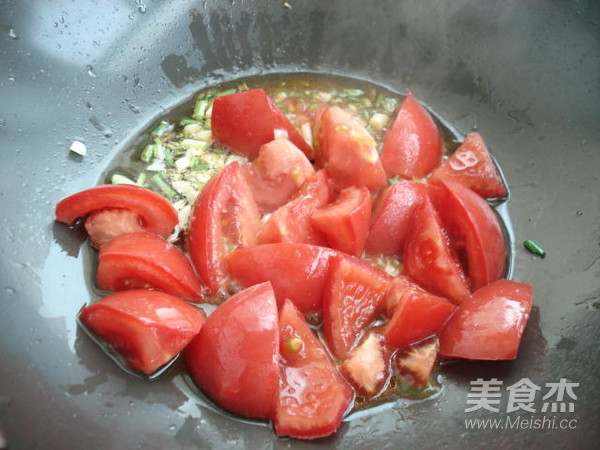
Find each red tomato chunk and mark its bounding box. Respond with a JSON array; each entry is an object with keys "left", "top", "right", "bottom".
[{"left": 79, "top": 290, "right": 205, "bottom": 375}]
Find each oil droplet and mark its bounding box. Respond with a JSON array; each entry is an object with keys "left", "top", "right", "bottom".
[
  {"left": 86, "top": 65, "right": 97, "bottom": 77},
  {"left": 8, "top": 27, "right": 18, "bottom": 39},
  {"left": 5, "top": 286, "right": 15, "bottom": 294},
  {"left": 576, "top": 210, "right": 583, "bottom": 216},
  {"left": 168, "top": 424, "right": 176, "bottom": 431}
]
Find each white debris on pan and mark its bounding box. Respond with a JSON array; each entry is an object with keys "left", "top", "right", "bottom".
[{"left": 69, "top": 140, "right": 87, "bottom": 156}]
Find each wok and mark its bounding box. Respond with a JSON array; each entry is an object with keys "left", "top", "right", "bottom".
[{"left": 1, "top": 0, "right": 599, "bottom": 448}]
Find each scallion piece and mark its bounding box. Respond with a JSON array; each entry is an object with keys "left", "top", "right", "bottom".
[
  {"left": 111, "top": 173, "right": 137, "bottom": 185},
  {"left": 150, "top": 120, "right": 172, "bottom": 138},
  {"left": 140, "top": 143, "right": 155, "bottom": 162},
  {"left": 523, "top": 239, "right": 546, "bottom": 258},
  {"left": 342, "top": 88, "right": 365, "bottom": 97},
  {"left": 180, "top": 118, "right": 200, "bottom": 126},
  {"left": 136, "top": 172, "right": 147, "bottom": 186},
  {"left": 193, "top": 99, "right": 210, "bottom": 120},
  {"left": 181, "top": 139, "right": 208, "bottom": 151},
  {"left": 213, "top": 88, "right": 237, "bottom": 98},
  {"left": 151, "top": 174, "right": 177, "bottom": 199}
]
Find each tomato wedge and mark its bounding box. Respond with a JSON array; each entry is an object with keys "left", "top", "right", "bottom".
[
  {"left": 187, "top": 162, "right": 261, "bottom": 298},
  {"left": 429, "top": 132, "right": 507, "bottom": 198},
  {"left": 257, "top": 170, "right": 332, "bottom": 246},
  {"left": 310, "top": 186, "right": 372, "bottom": 257},
  {"left": 380, "top": 92, "right": 443, "bottom": 178},
  {"left": 316, "top": 106, "right": 386, "bottom": 191},
  {"left": 211, "top": 89, "right": 313, "bottom": 159},
  {"left": 55, "top": 184, "right": 178, "bottom": 245},
  {"left": 241, "top": 138, "right": 315, "bottom": 213},
  {"left": 322, "top": 254, "right": 393, "bottom": 359},
  {"left": 383, "top": 278, "right": 457, "bottom": 349},
  {"left": 434, "top": 180, "right": 506, "bottom": 291},
  {"left": 227, "top": 243, "right": 338, "bottom": 314},
  {"left": 364, "top": 180, "right": 428, "bottom": 256},
  {"left": 340, "top": 333, "right": 390, "bottom": 396},
  {"left": 96, "top": 231, "right": 203, "bottom": 301},
  {"left": 394, "top": 339, "right": 439, "bottom": 388},
  {"left": 439, "top": 279, "right": 533, "bottom": 360},
  {"left": 184, "top": 282, "right": 279, "bottom": 419},
  {"left": 403, "top": 197, "right": 470, "bottom": 303},
  {"left": 79, "top": 290, "right": 205, "bottom": 375},
  {"left": 275, "top": 299, "right": 354, "bottom": 440}
]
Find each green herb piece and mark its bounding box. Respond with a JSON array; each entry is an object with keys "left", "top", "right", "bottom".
[
  {"left": 342, "top": 88, "right": 365, "bottom": 97},
  {"left": 150, "top": 120, "right": 172, "bottom": 138},
  {"left": 136, "top": 172, "right": 147, "bottom": 187},
  {"left": 180, "top": 118, "right": 200, "bottom": 126},
  {"left": 214, "top": 88, "right": 237, "bottom": 98},
  {"left": 181, "top": 139, "right": 208, "bottom": 151},
  {"left": 140, "top": 143, "right": 155, "bottom": 162},
  {"left": 524, "top": 239, "right": 546, "bottom": 258},
  {"left": 110, "top": 173, "right": 137, "bottom": 185},
  {"left": 151, "top": 173, "right": 177, "bottom": 199},
  {"left": 193, "top": 99, "right": 210, "bottom": 120}
]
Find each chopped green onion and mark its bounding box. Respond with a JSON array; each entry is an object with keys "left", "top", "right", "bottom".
[
  {"left": 342, "top": 88, "right": 365, "bottom": 97},
  {"left": 136, "top": 172, "right": 147, "bottom": 186},
  {"left": 151, "top": 173, "right": 177, "bottom": 199},
  {"left": 140, "top": 143, "right": 155, "bottom": 162},
  {"left": 193, "top": 99, "right": 210, "bottom": 120},
  {"left": 181, "top": 139, "right": 208, "bottom": 151},
  {"left": 524, "top": 239, "right": 546, "bottom": 258},
  {"left": 383, "top": 97, "right": 399, "bottom": 113},
  {"left": 213, "top": 88, "right": 237, "bottom": 98},
  {"left": 111, "top": 173, "right": 137, "bottom": 185},
  {"left": 150, "top": 120, "right": 172, "bottom": 138},
  {"left": 180, "top": 118, "right": 200, "bottom": 126}
]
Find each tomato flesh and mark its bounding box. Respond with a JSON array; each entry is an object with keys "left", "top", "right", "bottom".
[
  {"left": 340, "top": 333, "right": 390, "bottom": 396},
  {"left": 184, "top": 282, "right": 279, "bottom": 419},
  {"left": 394, "top": 339, "right": 439, "bottom": 388},
  {"left": 211, "top": 89, "right": 313, "bottom": 159},
  {"left": 380, "top": 92, "right": 443, "bottom": 178},
  {"left": 275, "top": 299, "right": 353, "bottom": 440},
  {"left": 322, "top": 254, "right": 393, "bottom": 359},
  {"left": 55, "top": 184, "right": 178, "bottom": 243},
  {"left": 187, "top": 162, "right": 261, "bottom": 297},
  {"left": 403, "top": 197, "right": 470, "bottom": 303},
  {"left": 79, "top": 290, "right": 205, "bottom": 375},
  {"left": 435, "top": 180, "right": 506, "bottom": 291},
  {"left": 84, "top": 209, "right": 144, "bottom": 248},
  {"left": 429, "top": 132, "right": 507, "bottom": 198},
  {"left": 439, "top": 279, "right": 533, "bottom": 360},
  {"left": 365, "top": 180, "right": 428, "bottom": 256},
  {"left": 227, "top": 243, "right": 338, "bottom": 314},
  {"left": 97, "top": 231, "right": 203, "bottom": 301},
  {"left": 257, "top": 170, "right": 332, "bottom": 246},
  {"left": 241, "top": 138, "right": 315, "bottom": 213},
  {"left": 310, "top": 186, "right": 372, "bottom": 257},
  {"left": 384, "top": 278, "right": 457, "bottom": 349},
  {"left": 316, "top": 106, "right": 386, "bottom": 191}
]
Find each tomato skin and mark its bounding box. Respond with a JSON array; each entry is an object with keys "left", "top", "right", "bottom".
[
  {"left": 317, "top": 106, "right": 386, "bottom": 192},
  {"left": 185, "top": 282, "right": 279, "bottom": 419},
  {"left": 84, "top": 209, "right": 144, "bottom": 248},
  {"left": 380, "top": 92, "right": 443, "bottom": 178},
  {"left": 241, "top": 138, "right": 315, "bottom": 213},
  {"left": 364, "top": 180, "right": 428, "bottom": 256},
  {"left": 383, "top": 278, "right": 457, "bottom": 349},
  {"left": 257, "top": 170, "right": 332, "bottom": 246},
  {"left": 439, "top": 279, "right": 533, "bottom": 360},
  {"left": 97, "top": 231, "right": 203, "bottom": 301},
  {"left": 55, "top": 184, "right": 178, "bottom": 242},
  {"left": 187, "top": 162, "right": 261, "bottom": 297},
  {"left": 403, "top": 197, "right": 470, "bottom": 303},
  {"left": 227, "top": 243, "right": 338, "bottom": 314},
  {"left": 435, "top": 180, "right": 506, "bottom": 291},
  {"left": 211, "top": 89, "right": 313, "bottom": 160},
  {"left": 322, "top": 254, "right": 393, "bottom": 359},
  {"left": 310, "top": 186, "right": 372, "bottom": 257},
  {"left": 79, "top": 290, "right": 205, "bottom": 375},
  {"left": 429, "top": 132, "right": 507, "bottom": 198},
  {"left": 275, "top": 299, "right": 354, "bottom": 440}
]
